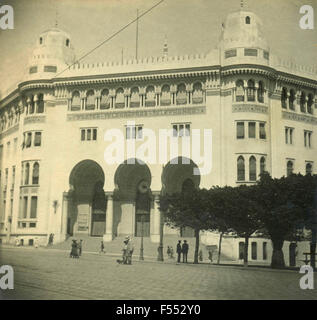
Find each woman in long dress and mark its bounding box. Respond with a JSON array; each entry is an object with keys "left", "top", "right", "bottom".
[{"left": 70, "top": 240, "right": 78, "bottom": 258}]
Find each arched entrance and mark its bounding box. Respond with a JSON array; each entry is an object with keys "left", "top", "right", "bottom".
[
  {"left": 114, "top": 158, "right": 152, "bottom": 237},
  {"left": 69, "top": 160, "right": 105, "bottom": 236},
  {"left": 161, "top": 157, "right": 200, "bottom": 237}
]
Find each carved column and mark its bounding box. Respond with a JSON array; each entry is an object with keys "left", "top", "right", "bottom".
[
  {"left": 150, "top": 192, "right": 160, "bottom": 243},
  {"left": 61, "top": 192, "right": 69, "bottom": 240}
]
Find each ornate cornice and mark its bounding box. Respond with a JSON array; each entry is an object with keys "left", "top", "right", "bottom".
[
  {"left": 67, "top": 105, "right": 206, "bottom": 121},
  {"left": 282, "top": 111, "right": 317, "bottom": 125}
]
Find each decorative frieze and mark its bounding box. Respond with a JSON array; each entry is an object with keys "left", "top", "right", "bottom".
[
  {"left": 282, "top": 111, "right": 317, "bottom": 125},
  {"left": 24, "top": 115, "right": 46, "bottom": 125},
  {"left": 67, "top": 105, "right": 206, "bottom": 121},
  {"left": 232, "top": 104, "right": 268, "bottom": 114}
]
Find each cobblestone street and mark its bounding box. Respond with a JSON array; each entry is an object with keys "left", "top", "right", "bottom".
[{"left": 0, "top": 247, "right": 316, "bottom": 300}]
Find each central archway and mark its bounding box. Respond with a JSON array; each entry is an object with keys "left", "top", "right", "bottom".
[
  {"left": 69, "top": 160, "right": 105, "bottom": 236},
  {"left": 114, "top": 158, "right": 152, "bottom": 237}
]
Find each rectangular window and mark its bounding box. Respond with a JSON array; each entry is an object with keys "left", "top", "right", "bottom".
[
  {"left": 225, "top": 49, "right": 237, "bottom": 58},
  {"left": 285, "top": 128, "right": 288, "bottom": 144},
  {"left": 12, "top": 166, "right": 15, "bottom": 188},
  {"left": 248, "top": 122, "right": 256, "bottom": 138},
  {"left": 30, "top": 196, "right": 37, "bottom": 219},
  {"left": 172, "top": 123, "right": 191, "bottom": 138},
  {"left": 5, "top": 168, "right": 8, "bottom": 187},
  {"left": 304, "top": 131, "right": 312, "bottom": 148},
  {"left": 23, "top": 196, "right": 28, "bottom": 219},
  {"left": 126, "top": 125, "right": 143, "bottom": 140},
  {"left": 259, "top": 123, "right": 266, "bottom": 139},
  {"left": 263, "top": 242, "right": 267, "bottom": 260},
  {"left": 26, "top": 132, "right": 32, "bottom": 148},
  {"left": 237, "top": 122, "right": 245, "bottom": 139},
  {"left": 285, "top": 127, "right": 294, "bottom": 145},
  {"left": 290, "top": 128, "right": 293, "bottom": 144},
  {"left": 251, "top": 242, "right": 257, "bottom": 260},
  {"left": 81, "top": 129, "right": 85, "bottom": 141},
  {"left": 244, "top": 48, "right": 258, "bottom": 56},
  {"left": 263, "top": 51, "right": 269, "bottom": 60},
  {"left": 87, "top": 129, "right": 91, "bottom": 141},
  {"left": 93, "top": 128, "right": 97, "bottom": 141},
  {"left": 34, "top": 132, "right": 42, "bottom": 146}
]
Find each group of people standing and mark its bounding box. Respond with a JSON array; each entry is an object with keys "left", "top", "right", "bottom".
[
  {"left": 176, "top": 240, "right": 189, "bottom": 263},
  {"left": 70, "top": 239, "right": 83, "bottom": 258}
]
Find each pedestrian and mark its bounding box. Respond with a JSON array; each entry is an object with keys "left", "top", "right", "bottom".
[
  {"left": 167, "top": 246, "right": 171, "bottom": 258},
  {"left": 78, "top": 239, "right": 83, "bottom": 256},
  {"left": 182, "top": 240, "right": 189, "bottom": 263},
  {"left": 199, "top": 249, "right": 203, "bottom": 262},
  {"left": 170, "top": 246, "right": 174, "bottom": 259},
  {"left": 176, "top": 240, "right": 182, "bottom": 263},
  {"left": 208, "top": 249, "right": 213, "bottom": 264},
  {"left": 126, "top": 236, "right": 134, "bottom": 265},
  {"left": 34, "top": 237, "right": 39, "bottom": 249},
  {"left": 122, "top": 239, "right": 128, "bottom": 264},
  {"left": 70, "top": 239, "right": 79, "bottom": 258},
  {"left": 100, "top": 241, "right": 105, "bottom": 253}
]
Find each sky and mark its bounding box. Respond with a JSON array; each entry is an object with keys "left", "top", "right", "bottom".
[{"left": 0, "top": 0, "right": 316, "bottom": 97}]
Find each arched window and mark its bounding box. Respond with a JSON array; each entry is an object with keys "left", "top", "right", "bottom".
[
  {"left": 100, "top": 89, "right": 110, "bottom": 109},
  {"left": 249, "top": 156, "right": 256, "bottom": 181},
  {"left": 66, "top": 39, "right": 70, "bottom": 47},
  {"left": 257, "top": 81, "right": 264, "bottom": 103},
  {"left": 86, "top": 90, "right": 95, "bottom": 110},
  {"left": 39, "top": 37, "right": 43, "bottom": 45},
  {"left": 25, "top": 163, "right": 30, "bottom": 185},
  {"left": 236, "top": 80, "right": 244, "bottom": 102},
  {"left": 289, "top": 89, "right": 295, "bottom": 110},
  {"left": 247, "top": 80, "right": 255, "bottom": 102},
  {"left": 306, "top": 163, "right": 312, "bottom": 175},
  {"left": 237, "top": 156, "right": 245, "bottom": 181},
  {"left": 145, "top": 86, "right": 155, "bottom": 107},
  {"left": 176, "top": 83, "right": 187, "bottom": 105},
  {"left": 300, "top": 91, "right": 306, "bottom": 113},
  {"left": 115, "top": 88, "right": 124, "bottom": 108},
  {"left": 245, "top": 16, "right": 251, "bottom": 24},
  {"left": 281, "top": 87, "right": 287, "bottom": 109},
  {"left": 161, "top": 84, "right": 171, "bottom": 106},
  {"left": 37, "top": 93, "right": 44, "bottom": 113},
  {"left": 71, "top": 91, "right": 81, "bottom": 111},
  {"left": 130, "top": 87, "right": 140, "bottom": 108},
  {"left": 192, "top": 82, "right": 203, "bottom": 104},
  {"left": 287, "top": 160, "right": 294, "bottom": 177},
  {"left": 32, "top": 162, "right": 39, "bottom": 185},
  {"left": 260, "top": 157, "right": 266, "bottom": 175},
  {"left": 307, "top": 94, "right": 314, "bottom": 114}
]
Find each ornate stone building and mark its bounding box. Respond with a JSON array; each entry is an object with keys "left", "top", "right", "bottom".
[{"left": 0, "top": 9, "right": 316, "bottom": 262}]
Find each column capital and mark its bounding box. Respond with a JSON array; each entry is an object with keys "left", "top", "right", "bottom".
[{"left": 105, "top": 191, "right": 113, "bottom": 199}]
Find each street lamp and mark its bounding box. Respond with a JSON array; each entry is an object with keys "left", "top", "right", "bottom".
[{"left": 139, "top": 216, "right": 144, "bottom": 261}]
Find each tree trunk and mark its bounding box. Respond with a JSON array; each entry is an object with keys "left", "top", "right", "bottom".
[
  {"left": 244, "top": 236, "right": 249, "bottom": 267},
  {"left": 271, "top": 237, "right": 285, "bottom": 269},
  {"left": 217, "top": 232, "right": 223, "bottom": 265},
  {"left": 194, "top": 229, "right": 200, "bottom": 264}
]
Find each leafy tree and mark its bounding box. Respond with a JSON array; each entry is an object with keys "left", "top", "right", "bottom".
[
  {"left": 257, "top": 173, "right": 316, "bottom": 268},
  {"left": 217, "top": 185, "right": 264, "bottom": 266},
  {"left": 159, "top": 188, "right": 213, "bottom": 264}
]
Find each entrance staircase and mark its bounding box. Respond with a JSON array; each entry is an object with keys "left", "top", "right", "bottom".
[{"left": 48, "top": 234, "right": 233, "bottom": 262}]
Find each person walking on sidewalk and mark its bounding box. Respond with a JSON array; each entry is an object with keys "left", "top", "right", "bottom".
[
  {"left": 100, "top": 241, "right": 105, "bottom": 254},
  {"left": 176, "top": 240, "right": 182, "bottom": 263}
]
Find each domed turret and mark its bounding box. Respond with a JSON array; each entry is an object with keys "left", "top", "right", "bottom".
[
  {"left": 220, "top": 10, "right": 270, "bottom": 66},
  {"left": 25, "top": 28, "right": 76, "bottom": 80}
]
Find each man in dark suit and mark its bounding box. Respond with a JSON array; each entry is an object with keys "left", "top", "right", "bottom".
[
  {"left": 182, "top": 240, "right": 189, "bottom": 263},
  {"left": 176, "top": 240, "right": 182, "bottom": 263}
]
